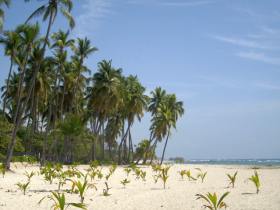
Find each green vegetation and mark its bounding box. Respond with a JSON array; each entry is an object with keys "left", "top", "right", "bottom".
[
  {"left": 103, "top": 182, "right": 111, "bottom": 196},
  {"left": 16, "top": 181, "right": 30, "bottom": 195},
  {"left": 0, "top": 0, "right": 184, "bottom": 168},
  {"left": 39, "top": 192, "right": 86, "bottom": 210},
  {"left": 227, "top": 171, "right": 238, "bottom": 188},
  {"left": 196, "top": 168, "right": 207, "bottom": 183},
  {"left": 196, "top": 192, "right": 230, "bottom": 210},
  {"left": 248, "top": 171, "right": 260, "bottom": 194},
  {"left": 120, "top": 178, "right": 130, "bottom": 188}
]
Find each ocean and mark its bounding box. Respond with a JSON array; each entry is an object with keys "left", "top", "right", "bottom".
[{"left": 184, "top": 159, "right": 280, "bottom": 166}]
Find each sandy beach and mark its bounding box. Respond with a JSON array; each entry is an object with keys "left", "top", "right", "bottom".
[{"left": 0, "top": 163, "right": 279, "bottom": 210}]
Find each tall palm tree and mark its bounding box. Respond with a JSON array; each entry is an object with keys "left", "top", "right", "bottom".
[
  {"left": 88, "top": 60, "right": 122, "bottom": 160},
  {"left": 154, "top": 94, "right": 184, "bottom": 164},
  {"left": 0, "top": 30, "right": 20, "bottom": 114},
  {"left": 0, "top": 0, "right": 10, "bottom": 31},
  {"left": 4, "top": 23, "right": 41, "bottom": 169},
  {"left": 118, "top": 76, "right": 148, "bottom": 163},
  {"left": 5, "top": 0, "right": 75, "bottom": 169}
]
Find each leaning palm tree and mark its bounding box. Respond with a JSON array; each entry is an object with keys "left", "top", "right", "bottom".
[
  {"left": 0, "top": 30, "right": 20, "bottom": 114},
  {"left": 0, "top": 0, "right": 10, "bottom": 31},
  {"left": 5, "top": 0, "right": 75, "bottom": 169}
]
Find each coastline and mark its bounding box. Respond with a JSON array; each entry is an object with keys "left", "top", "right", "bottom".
[{"left": 1, "top": 163, "right": 280, "bottom": 210}]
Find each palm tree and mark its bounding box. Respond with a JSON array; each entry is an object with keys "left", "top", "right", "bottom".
[
  {"left": 71, "top": 37, "right": 97, "bottom": 113},
  {"left": 88, "top": 60, "right": 122, "bottom": 161},
  {"left": 0, "top": 30, "right": 20, "bottom": 114},
  {"left": 158, "top": 94, "right": 184, "bottom": 164},
  {"left": 0, "top": 0, "right": 10, "bottom": 31},
  {"left": 5, "top": 0, "right": 75, "bottom": 169},
  {"left": 118, "top": 76, "right": 148, "bottom": 163}
]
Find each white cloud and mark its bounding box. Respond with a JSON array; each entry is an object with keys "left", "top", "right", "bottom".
[
  {"left": 213, "top": 35, "right": 276, "bottom": 50},
  {"left": 236, "top": 52, "right": 280, "bottom": 66},
  {"left": 74, "top": 0, "right": 113, "bottom": 37}
]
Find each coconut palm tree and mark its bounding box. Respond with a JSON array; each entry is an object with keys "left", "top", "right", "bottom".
[
  {"left": 158, "top": 94, "right": 184, "bottom": 164},
  {"left": 5, "top": 24, "right": 41, "bottom": 169},
  {"left": 0, "top": 0, "right": 10, "bottom": 31},
  {"left": 0, "top": 30, "right": 20, "bottom": 114},
  {"left": 5, "top": 0, "right": 75, "bottom": 169}
]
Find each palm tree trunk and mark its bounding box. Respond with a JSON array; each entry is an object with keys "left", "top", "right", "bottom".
[
  {"left": 149, "top": 140, "right": 158, "bottom": 164},
  {"left": 118, "top": 122, "right": 130, "bottom": 164},
  {"left": 2, "top": 58, "right": 13, "bottom": 114},
  {"left": 160, "top": 130, "right": 170, "bottom": 165},
  {"left": 5, "top": 10, "right": 54, "bottom": 170}
]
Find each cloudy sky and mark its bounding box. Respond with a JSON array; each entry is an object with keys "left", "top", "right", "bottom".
[{"left": 1, "top": 0, "right": 280, "bottom": 159}]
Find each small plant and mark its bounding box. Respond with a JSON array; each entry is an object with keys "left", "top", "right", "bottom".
[
  {"left": 186, "top": 170, "right": 196, "bottom": 181},
  {"left": 140, "top": 170, "right": 147, "bottom": 182},
  {"left": 227, "top": 171, "right": 238, "bottom": 188},
  {"left": 178, "top": 170, "right": 187, "bottom": 180},
  {"left": 124, "top": 167, "right": 132, "bottom": 177},
  {"left": 0, "top": 164, "right": 6, "bottom": 178},
  {"left": 69, "top": 176, "right": 96, "bottom": 203},
  {"left": 120, "top": 178, "right": 130, "bottom": 188},
  {"left": 248, "top": 171, "right": 260, "bottom": 194},
  {"left": 157, "top": 165, "right": 171, "bottom": 189},
  {"left": 196, "top": 192, "right": 230, "bottom": 210},
  {"left": 103, "top": 182, "right": 111, "bottom": 196},
  {"left": 134, "top": 168, "right": 142, "bottom": 180},
  {"left": 16, "top": 181, "right": 30, "bottom": 195},
  {"left": 105, "top": 164, "right": 117, "bottom": 181},
  {"left": 39, "top": 192, "right": 86, "bottom": 210},
  {"left": 24, "top": 171, "right": 36, "bottom": 181},
  {"left": 197, "top": 171, "right": 207, "bottom": 183}
]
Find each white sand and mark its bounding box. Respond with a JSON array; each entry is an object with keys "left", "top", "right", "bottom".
[{"left": 0, "top": 163, "right": 279, "bottom": 210}]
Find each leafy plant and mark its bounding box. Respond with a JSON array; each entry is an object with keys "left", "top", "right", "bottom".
[
  {"left": 105, "top": 164, "right": 117, "bottom": 180},
  {"left": 186, "top": 170, "right": 196, "bottom": 181},
  {"left": 120, "top": 178, "right": 130, "bottom": 188},
  {"left": 156, "top": 165, "right": 171, "bottom": 189},
  {"left": 227, "top": 171, "right": 238, "bottom": 188},
  {"left": 16, "top": 181, "right": 30, "bottom": 195},
  {"left": 178, "top": 170, "right": 187, "bottom": 180},
  {"left": 124, "top": 167, "right": 132, "bottom": 177},
  {"left": 69, "top": 176, "right": 96, "bottom": 203},
  {"left": 24, "top": 171, "right": 36, "bottom": 181},
  {"left": 248, "top": 171, "right": 260, "bottom": 194},
  {"left": 39, "top": 192, "right": 86, "bottom": 210},
  {"left": 197, "top": 170, "right": 207, "bottom": 183},
  {"left": 103, "top": 182, "right": 111, "bottom": 196},
  {"left": 196, "top": 192, "right": 230, "bottom": 210}
]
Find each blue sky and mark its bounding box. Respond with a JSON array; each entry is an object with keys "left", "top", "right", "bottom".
[{"left": 1, "top": 0, "right": 280, "bottom": 159}]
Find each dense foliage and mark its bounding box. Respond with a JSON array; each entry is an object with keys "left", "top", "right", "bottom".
[{"left": 0, "top": 0, "right": 184, "bottom": 168}]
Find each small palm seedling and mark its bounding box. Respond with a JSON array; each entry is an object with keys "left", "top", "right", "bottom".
[
  {"left": 196, "top": 168, "right": 207, "bottom": 183},
  {"left": 196, "top": 192, "right": 230, "bottom": 210},
  {"left": 120, "top": 178, "right": 130, "bottom": 189},
  {"left": 158, "top": 165, "right": 171, "bottom": 189},
  {"left": 70, "top": 176, "right": 97, "bottom": 203},
  {"left": 186, "top": 170, "right": 196, "bottom": 181},
  {"left": 103, "top": 182, "right": 111, "bottom": 196},
  {"left": 24, "top": 171, "right": 36, "bottom": 181},
  {"left": 178, "top": 170, "right": 187, "bottom": 180},
  {"left": 248, "top": 171, "right": 260, "bottom": 194},
  {"left": 16, "top": 181, "right": 30, "bottom": 195},
  {"left": 227, "top": 171, "right": 238, "bottom": 188},
  {"left": 134, "top": 168, "right": 142, "bottom": 180},
  {"left": 39, "top": 192, "right": 86, "bottom": 210},
  {"left": 105, "top": 164, "right": 117, "bottom": 181},
  {"left": 140, "top": 171, "right": 147, "bottom": 182},
  {"left": 124, "top": 168, "right": 132, "bottom": 177},
  {"left": 151, "top": 164, "right": 162, "bottom": 173},
  {"left": 0, "top": 164, "right": 6, "bottom": 178}
]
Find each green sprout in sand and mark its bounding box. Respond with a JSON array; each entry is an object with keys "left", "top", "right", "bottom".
[
  {"left": 227, "top": 171, "right": 238, "bottom": 188},
  {"left": 196, "top": 168, "right": 207, "bottom": 183},
  {"left": 120, "top": 178, "right": 130, "bottom": 188},
  {"left": 39, "top": 192, "right": 86, "bottom": 210},
  {"left": 248, "top": 171, "right": 260, "bottom": 194},
  {"left": 16, "top": 181, "right": 30, "bottom": 195},
  {"left": 196, "top": 192, "right": 230, "bottom": 210},
  {"left": 103, "top": 182, "right": 111, "bottom": 196}
]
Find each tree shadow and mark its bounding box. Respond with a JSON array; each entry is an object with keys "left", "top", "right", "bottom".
[{"left": 241, "top": 192, "right": 255, "bottom": 195}]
